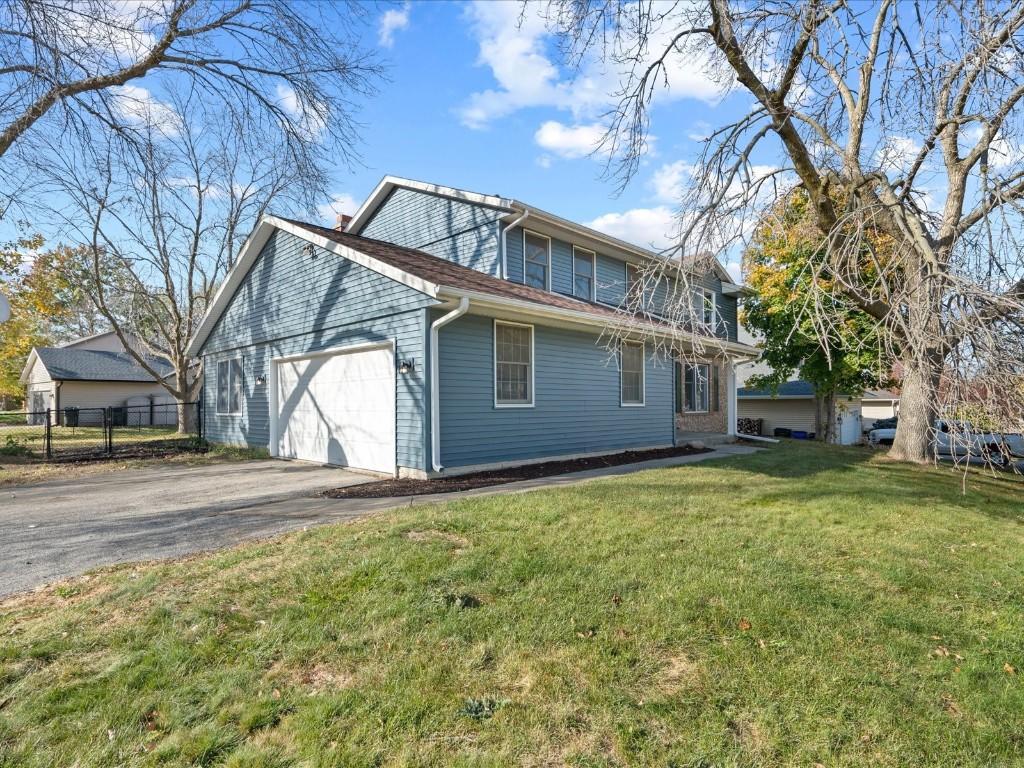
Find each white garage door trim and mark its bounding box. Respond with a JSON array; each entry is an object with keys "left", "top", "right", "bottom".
[{"left": 269, "top": 340, "right": 397, "bottom": 475}]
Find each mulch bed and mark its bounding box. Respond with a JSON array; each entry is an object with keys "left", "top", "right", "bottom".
[{"left": 320, "top": 444, "right": 712, "bottom": 499}]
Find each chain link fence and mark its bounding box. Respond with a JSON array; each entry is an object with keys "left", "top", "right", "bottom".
[{"left": 0, "top": 401, "right": 202, "bottom": 460}]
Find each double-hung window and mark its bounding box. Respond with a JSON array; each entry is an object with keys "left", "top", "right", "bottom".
[
  {"left": 573, "top": 247, "right": 595, "bottom": 300},
  {"left": 620, "top": 341, "right": 645, "bottom": 406},
  {"left": 692, "top": 287, "right": 716, "bottom": 328},
  {"left": 626, "top": 263, "right": 644, "bottom": 306},
  {"left": 523, "top": 231, "right": 550, "bottom": 290},
  {"left": 216, "top": 358, "right": 243, "bottom": 415},
  {"left": 494, "top": 321, "right": 533, "bottom": 406},
  {"left": 683, "top": 363, "right": 710, "bottom": 413}
]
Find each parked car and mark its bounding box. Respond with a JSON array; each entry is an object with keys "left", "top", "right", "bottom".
[{"left": 868, "top": 420, "right": 1013, "bottom": 465}]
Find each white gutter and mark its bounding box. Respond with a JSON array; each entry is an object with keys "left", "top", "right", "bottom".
[
  {"left": 430, "top": 297, "right": 470, "bottom": 472},
  {"left": 500, "top": 209, "right": 529, "bottom": 280}
]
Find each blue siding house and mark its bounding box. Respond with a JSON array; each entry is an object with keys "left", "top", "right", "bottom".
[{"left": 187, "top": 177, "right": 758, "bottom": 477}]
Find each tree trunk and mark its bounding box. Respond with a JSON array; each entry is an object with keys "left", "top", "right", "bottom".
[
  {"left": 177, "top": 399, "right": 197, "bottom": 435},
  {"left": 814, "top": 391, "right": 837, "bottom": 442},
  {"left": 890, "top": 357, "right": 939, "bottom": 463}
]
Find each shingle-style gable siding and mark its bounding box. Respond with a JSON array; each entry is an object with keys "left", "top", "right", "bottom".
[
  {"left": 358, "top": 187, "right": 505, "bottom": 276},
  {"left": 434, "top": 313, "right": 673, "bottom": 468},
  {"left": 200, "top": 229, "right": 437, "bottom": 471}
]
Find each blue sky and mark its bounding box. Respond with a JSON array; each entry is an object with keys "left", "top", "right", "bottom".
[{"left": 321, "top": 0, "right": 749, "bottom": 276}]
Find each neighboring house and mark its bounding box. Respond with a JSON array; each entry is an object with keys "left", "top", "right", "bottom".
[
  {"left": 186, "top": 176, "right": 759, "bottom": 477},
  {"left": 737, "top": 380, "right": 900, "bottom": 444},
  {"left": 20, "top": 331, "right": 176, "bottom": 425},
  {"left": 734, "top": 324, "right": 899, "bottom": 445}
]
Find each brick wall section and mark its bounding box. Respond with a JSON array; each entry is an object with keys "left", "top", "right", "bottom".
[{"left": 675, "top": 360, "right": 729, "bottom": 433}]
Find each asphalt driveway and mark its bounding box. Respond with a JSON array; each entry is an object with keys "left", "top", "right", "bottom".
[{"left": 1, "top": 460, "right": 371, "bottom": 597}]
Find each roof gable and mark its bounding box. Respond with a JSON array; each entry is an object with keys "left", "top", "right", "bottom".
[
  {"left": 23, "top": 348, "right": 171, "bottom": 383},
  {"left": 346, "top": 175, "right": 738, "bottom": 286}
]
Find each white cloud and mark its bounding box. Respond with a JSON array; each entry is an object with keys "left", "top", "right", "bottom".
[
  {"left": 586, "top": 206, "right": 679, "bottom": 251},
  {"left": 650, "top": 160, "right": 694, "bottom": 203},
  {"left": 111, "top": 84, "right": 179, "bottom": 136},
  {"left": 536, "top": 155, "right": 552, "bottom": 169},
  {"left": 876, "top": 135, "right": 922, "bottom": 174},
  {"left": 378, "top": 3, "right": 410, "bottom": 48},
  {"left": 459, "top": 0, "right": 722, "bottom": 129},
  {"left": 534, "top": 121, "right": 607, "bottom": 159},
  {"left": 275, "top": 84, "right": 326, "bottom": 140},
  {"left": 317, "top": 192, "right": 358, "bottom": 224}
]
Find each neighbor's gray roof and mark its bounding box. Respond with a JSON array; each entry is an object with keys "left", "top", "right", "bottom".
[
  {"left": 34, "top": 347, "right": 173, "bottom": 382},
  {"left": 739, "top": 380, "right": 901, "bottom": 400},
  {"left": 738, "top": 380, "right": 816, "bottom": 398}
]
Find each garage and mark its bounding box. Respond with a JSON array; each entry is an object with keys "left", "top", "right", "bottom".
[{"left": 272, "top": 343, "right": 396, "bottom": 474}]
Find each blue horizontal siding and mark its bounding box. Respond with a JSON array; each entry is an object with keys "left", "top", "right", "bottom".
[
  {"left": 434, "top": 313, "right": 673, "bottom": 468},
  {"left": 200, "top": 229, "right": 435, "bottom": 471},
  {"left": 359, "top": 187, "right": 504, "bottom": 276}
]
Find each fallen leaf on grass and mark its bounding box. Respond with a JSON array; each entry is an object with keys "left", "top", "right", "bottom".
[
  {"left": 1004, "top": 662, "right": 1017, "bottom": 675},
  {"left": 738, "top": 618, "right": 752, "bottom": 631}
]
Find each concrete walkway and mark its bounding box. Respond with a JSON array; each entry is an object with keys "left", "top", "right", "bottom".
[{"left": 1, "top": 444, "right": 759, "bottom": 598}]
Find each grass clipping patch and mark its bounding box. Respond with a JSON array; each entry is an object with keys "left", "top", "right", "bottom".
[{"left": 2, "top": 442, "right": 1024, "bottom": 766}]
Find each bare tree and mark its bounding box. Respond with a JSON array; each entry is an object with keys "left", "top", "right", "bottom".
[
  {"left": 39, "top": 93, "right": 320, "bottom": 431},
  {"left": 544, "top": 0, "right": 1024, "bottom": 465},
  {"left": 0, "top": 0, "right": 378, "bottom": 212}
]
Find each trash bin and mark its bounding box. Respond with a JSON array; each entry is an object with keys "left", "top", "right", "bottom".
[
  {"left": 109, "top": 407, "right": 128, "bottom": 426},
  {"left": 63, "top": 407, "right": 79, "bottom": 427}
]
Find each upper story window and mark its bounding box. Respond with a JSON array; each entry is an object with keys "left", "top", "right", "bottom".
[
  {"left": 620, "top": 341, "right": 645, "bottom": 406},
  {"left": 626, "top": 263, "right": 644, "bottom": 306},
  {"left": 216, "top": 358, "right": 243, "bottom": 415},
  {"left": 523, "top": 231, "right": 550, "bottom": 290},
  {"left": 691, "top": 286, "right": 717, "bottom": 328},
  {"left": 573, "top": 247, "right": 595, "bottom": 300},
  {"left": 494, "top": 321, "right": 534, "bottom": 407}
]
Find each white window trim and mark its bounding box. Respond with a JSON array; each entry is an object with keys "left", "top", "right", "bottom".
[
  {"left": 703, "top": 288, "right": 717, "bottom": 327},
  {"left": 620, "top": 340, "right": 646, "bottom": 407},
  {"left": 493, "top": 319, "right": 535, "bottom": 408},
  {"left": 572, "top": 246, "right": 597, "bottom": 301},
  {"left": 216, "top": 357, "right": 243, "bottom": 416},
  {"left": 683, "top": 362, "right": 710, "bottom": 414},
  {"left": 521, "top": 229, "right": 551, "bottom": 291}
]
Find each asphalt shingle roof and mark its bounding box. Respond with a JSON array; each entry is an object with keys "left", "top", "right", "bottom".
[
  {"left": 286, "top": 219, "right": 670, "bottom": 326},
  {"left": 35, "top": 348, "right": 173, "bottom": 382}
]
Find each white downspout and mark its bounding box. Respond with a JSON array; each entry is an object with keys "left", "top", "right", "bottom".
[
  {"left": 430, "top": 297, "right": 470, "bottom": 473},
  {"left": 500, "top": 209, "right": 529, "bottom": 279},
  {"left": 727, "top": 358, "right": 738, "bottom": 437}
]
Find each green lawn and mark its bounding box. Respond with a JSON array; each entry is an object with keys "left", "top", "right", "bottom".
[{"left": 1, "top": 443, "right": 1022, "bottom": 767}]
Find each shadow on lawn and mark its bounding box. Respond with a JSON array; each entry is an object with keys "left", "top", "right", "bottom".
[{"left": 618, "top": 441, "right": 1024, "bottom": 523}]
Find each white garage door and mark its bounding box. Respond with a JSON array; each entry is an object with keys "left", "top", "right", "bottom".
[{"left": 275, "top": 345, "right": 396, "bottom": 473}]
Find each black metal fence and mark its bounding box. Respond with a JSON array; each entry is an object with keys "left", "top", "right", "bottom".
[{"left": 0, "top": 401, "right": 202, "bottom": 460}]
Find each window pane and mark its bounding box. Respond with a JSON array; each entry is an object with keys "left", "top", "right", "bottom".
[
  {"left": 621, "top": 343, "right": 643, "bottom": 404},
  {"left": 217, "top": 361, "right": 228, "bottom": 413},
  {"left": 496, "top": 324, "right": 532, "bottom": 403},
  {"left": 524, "top": 234, "right": 548, "bottom": 289},
  {"left": 574, "top": 275, "right": 592, "bottom": 299},
  {"left": 627, "top": 264, "right": 644, "bottom": 305},
  {"left": 573, "top": 252, "right": 593, "bottom": 299},
  {"left": 229, "top": 359, "right": 243, "bottom": 413}
]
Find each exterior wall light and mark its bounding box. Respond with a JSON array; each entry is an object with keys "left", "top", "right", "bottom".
[
  {"left": 254, "top": 374, "right": 267, "bottom": 386},
  {"left": 398, "top": 359, "right": 415, "bottom": 374}
]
